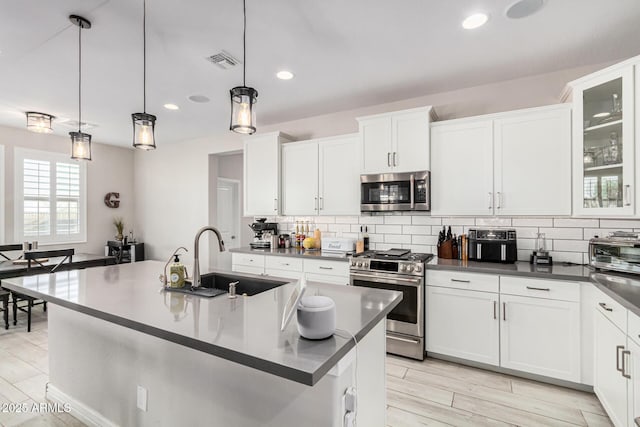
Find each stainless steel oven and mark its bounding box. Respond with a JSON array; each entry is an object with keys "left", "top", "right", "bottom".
[
  {"left": 360, "top": 171, "right": 430, "bottom": 212},
  {"left": 349, "top": 249, "right": 430, "bottom": 360}
]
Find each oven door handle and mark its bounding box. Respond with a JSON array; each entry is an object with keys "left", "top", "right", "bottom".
[
  {"left": 387, "top": 335, "right": 421, "bottom": 344},
  {"left": 350, "top": 272, "right": 423, "bottom": 287}
]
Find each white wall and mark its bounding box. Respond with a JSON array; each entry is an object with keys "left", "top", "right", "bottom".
[
  {"left": 0, "top": 125, "right": 134, "bottom": 254},
  {"left": 133, "top": 61, "right": 615, "bottom": 270}
]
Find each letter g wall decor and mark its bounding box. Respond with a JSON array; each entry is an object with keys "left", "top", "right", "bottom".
[{"left": 104, "top": 192, "right": 120, "bottom": 208}]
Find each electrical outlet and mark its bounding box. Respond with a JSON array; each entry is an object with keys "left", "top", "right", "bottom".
[{"left": 137, "top": 385, "right": 148, "bottom": 412}]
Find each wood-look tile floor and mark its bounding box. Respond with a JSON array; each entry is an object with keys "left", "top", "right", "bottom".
[{"left": 0, "top": 308, "right": 613, "bottom": 427}]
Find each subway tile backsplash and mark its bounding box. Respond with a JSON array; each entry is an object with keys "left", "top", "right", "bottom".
[{"left": 265, "top": 214, "right": 640, "bottom": 265}]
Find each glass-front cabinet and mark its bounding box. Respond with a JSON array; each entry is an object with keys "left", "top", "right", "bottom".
[{"left": 572, "top": 66, "right": 635, "bottom": 216}]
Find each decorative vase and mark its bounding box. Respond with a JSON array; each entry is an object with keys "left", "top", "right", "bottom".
[{"left": 116, "top": 233, "right": 123, "bottom": 242}]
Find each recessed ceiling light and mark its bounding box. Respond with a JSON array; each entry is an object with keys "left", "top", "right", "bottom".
[
  {"left": 593, "top": 112, "right": 611, "bottom": 118},
  {"left": 163, "top": 103, "right": 179, "bottom": 110},
  {"left": 506, "top": 0, "right": 545, "bottom": 19},
  {"left": 276, "top": 70, "right": 294, "bottom": 80},
  {"left": 462, "top": 13, "right": 489, "bottom": 30},
  {"left": 188, "top": 95, "right": 210, "bottom": 103}
]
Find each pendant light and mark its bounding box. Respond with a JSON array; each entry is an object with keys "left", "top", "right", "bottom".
[
  {"left": 69, "top": 15, "right": 92, "bottom": 161},
  {"left": 25, "top": 112, "right": 54, "bottom": 134},
  {"left": 230, "top": 0, "right": 258, "bottom": 135},
  {"left": 132, "top": 0, "right": 156, "bottom": 150}
]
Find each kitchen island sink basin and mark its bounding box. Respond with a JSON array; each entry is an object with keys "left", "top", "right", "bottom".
[{"left": 167, "top": 272, "right": 288, "bottom": 297}]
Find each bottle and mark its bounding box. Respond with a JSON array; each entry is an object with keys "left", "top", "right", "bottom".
[
  {"left": 609, "top": 132, "right": 619, "bottom": 164},
  {"left": 314, "top": 228, "right": 322, "bottom": 249},
  {"left": 363, "top": 226, "right": 370, "bottom": 251},
  {"left": 295, "top": 222, "right": 301, "bottom": 248},
  {"left": 169, "top": 254, "right": 186, "bottom": 288},
  {"left": 305, "top": 221, "right": 310, "bottom": 241},
  {"left": 356, "top": 226, "right": 365, "bottom": 254}
]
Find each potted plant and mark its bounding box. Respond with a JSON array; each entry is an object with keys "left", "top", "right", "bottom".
[{"left": 114, "top": 217, "right": 125, "bottom": 242}]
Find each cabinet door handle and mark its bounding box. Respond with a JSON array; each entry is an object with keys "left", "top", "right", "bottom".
[
  {"left": 393, "top": 152, "right": 397, "bottom": 167},
  {"left": 410, "top": 174, "right": 415, "bottom": 209},
  {"left": 493, "top": 301, "right": 497, "bottom": 320},
  {"left": 387, "top": 152, "right": 391, "bottom": 167},
  {"left": 315, "top": 197, "right": 318, "bottom": 210},
  {"left": 450, "top": 279, "right": 470, "bottom": 283},
  {"left": 281, "top": 263, "right": 290, "bottom": 266},
  {"left": 497, "top": 192, "right": 502, "bottom": 209},
  {"left": 624, "top": 185, "right": 632, "bottom": 206},
  {"left": 274, "top": 198, "right": 278, "bottom": 211},
  {"left": 616, "top": 345, "right": 624, "bottom": 373},
  {"left": 319, "top": 197, "right": 324, "bottom": 210},
  {"left": 503, "top": 302, "right": 506, "bottom": 321},
  {"left": 622, "top": 350, "right": 631, "bottom": 379},
  {"left": 526, "top": 286, "right": 551, "bottom": 291},
  {"left": 599, "top": 302, "right": 613, "bottom": 312},
  {"left": 319, "top": 266, "right": 333, "bottom": 270},
  {"left": 488, "top": 192, "right": 493, "bottom": 210}
]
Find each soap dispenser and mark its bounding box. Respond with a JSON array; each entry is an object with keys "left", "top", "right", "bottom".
[{"left": 169, "top": 254, "right": 186, "bottom": 288}]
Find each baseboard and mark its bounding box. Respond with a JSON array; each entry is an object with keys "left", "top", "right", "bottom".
[
  {"left": 427, "top": 352, "right": 594, "bottom": 393},
  {"left": 46, "top": 383, "right": 118, "bottom": 427}
]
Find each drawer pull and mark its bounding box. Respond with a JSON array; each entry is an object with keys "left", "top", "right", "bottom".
[
  {"left": 493, "top": 301, "right": 497, "bottom": 320},
  {"left": 599, "top": 302, "right": 613, "bottom": 312},
  {"left": 451, "top": 279, "right": 470, "bottom": 283},
  {"left": 248, "top": 259, "right": 254, "bottom": 262},
  {"left": 503, "top": 302, "right": 506, "bottom": 321},
  {"left": 526, "top": 286, "right": 550, "bottom": 291},
  {"left": 281, "top": 263, "right": 290, "bottom": 266},
  {"left": 319, "top": 266, "right": 333, "bottom": 270},
  {"left": 622, "top": 350, "right": 631, "bottom": 379},
  {"left": 616, "top": 345, "right": 624, "bottom": 373}
]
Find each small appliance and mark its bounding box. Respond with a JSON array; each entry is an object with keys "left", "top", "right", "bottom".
[
  {"left": 589, "top": 231, "right": 640, "bottom": 274},
  {"left": 467, "top": 228, "right": 517, "bottom": 264},
  {"left": 248, "top": 218, "right": 278, "bottom": 249},
  {"left": 360, "top": 171, "right": 430, "bottom": 212},
  {"left": 349, "top": 248, "right": 433, "bottom": 360},
  {"left": 530, "top": 232, "right": 552, "bottom": 265},
  {"left": 297, "top": 295, "right": 336, "bottom": 340}
]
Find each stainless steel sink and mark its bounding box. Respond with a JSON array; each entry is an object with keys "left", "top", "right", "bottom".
[{"left": 166, "top": 272, "right": 287, "bottom": 298}]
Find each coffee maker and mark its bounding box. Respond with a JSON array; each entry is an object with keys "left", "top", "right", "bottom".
[{"left": 249, "top": 218, "right": 278, "bottom": 248}]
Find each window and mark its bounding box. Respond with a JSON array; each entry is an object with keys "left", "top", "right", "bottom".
[{"left": 14, "top": 148, "right": 87, "bottom": 244}]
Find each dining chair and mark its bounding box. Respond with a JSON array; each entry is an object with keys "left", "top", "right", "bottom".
[{"left": 12, "top": 248, "right": 74, "bottom": 332}]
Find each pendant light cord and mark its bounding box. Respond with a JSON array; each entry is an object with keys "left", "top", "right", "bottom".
[
  {"left": 243, "top": 0, "right": 246, "bottom": 86},
  {"left": 143, "top": 0, "right": 147, "bottom": 113},
  {"left": 78, "top": 23, "right": 82, "bottom": 133}
]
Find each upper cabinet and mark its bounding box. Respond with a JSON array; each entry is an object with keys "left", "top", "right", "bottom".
[
  {"left": 357, "top": 106, "right": 436, "bottom": 174},
  {"left": 565, "top": 59, "right": 638, "bottom": 217},
  {"left": 282, "top": 134, "right": 360, "bottom": 216},
  {"left": 243, "top": 132, "right": 291, "bottom": 216},
  {"left": 430, "top": 104, "right": 572, "bottom": 217}
]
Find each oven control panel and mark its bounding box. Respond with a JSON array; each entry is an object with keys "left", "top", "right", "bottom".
[{"left": 349, "top": 258, "right": 424, "bottom": 276}]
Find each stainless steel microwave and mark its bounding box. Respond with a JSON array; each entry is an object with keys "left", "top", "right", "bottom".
[{"left": 360, "top": 171, "right": 430, "bottom": 212}]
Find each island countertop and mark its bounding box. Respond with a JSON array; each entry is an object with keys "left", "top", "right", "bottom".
[{"left": 0, "top": 260, "right": 401, "bottom": 386}]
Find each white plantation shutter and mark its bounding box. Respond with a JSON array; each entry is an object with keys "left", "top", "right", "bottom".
[{"left": 14, "top": 148, "right": 86, "bottom": 243}]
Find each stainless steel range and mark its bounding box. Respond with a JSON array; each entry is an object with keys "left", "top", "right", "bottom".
[{"left": 349, "top": 248, "right": 433, "bottom": 360}]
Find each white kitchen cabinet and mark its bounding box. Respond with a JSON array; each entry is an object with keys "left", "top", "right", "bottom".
[
  {"left": 232, "top": 253, "right": 349, "bottom": 285},
  {"left": 281, "top": 134, "right": 359, "bottom": 216},
  {"left": 357, "top": 106, "right": 435, "bottom": 174},
  {"left": 430, "top": 120, "right": 494, "bottom": 216},
  {"left": 594, "top": 310, "right": 628, "bottom": 427},
  {"left": 243, "top": 132, "right": 291, "bottom": 216},
  {"left": 500, "top": 293, "right": 581, "bottom": 382},
  {"left": 318, "top": 135, "right": 360, "bottom": 215},
  {"left": 281, "top": 141, "right": 319, "bottom": 215},
  {"left": 425, "top": 286, "right": 499, "bottom": 366},
  {"left": 628, "top": 338, "right": 640, "bottom": 427},
  {"left": 494, "top": 106, "right": 572, "bottom": 216},
  {"left": 429, "top": 104, "right": 571, "bottom": 216},
  {"left": 567, "top": 65, "right": 636, "bottom": 217}
]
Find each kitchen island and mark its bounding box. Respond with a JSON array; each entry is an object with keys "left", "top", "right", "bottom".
[{"left": 1, "top": 261, "right": 401, "bottom": 427}]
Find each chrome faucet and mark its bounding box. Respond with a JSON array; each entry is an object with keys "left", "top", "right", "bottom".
[{"left": 191, "top": 226, "right": 225, "bottom": 289}]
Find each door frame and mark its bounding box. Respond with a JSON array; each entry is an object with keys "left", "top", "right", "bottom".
[{"left": 217, "top": 177, "right": 241, "bottom": 249}]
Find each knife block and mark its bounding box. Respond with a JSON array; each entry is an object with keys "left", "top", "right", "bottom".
[{"left": 437, "top": 240, "right": 458, "bottom": 259}]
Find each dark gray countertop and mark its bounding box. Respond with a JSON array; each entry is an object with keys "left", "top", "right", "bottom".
[
  {"left": 0, "top": 253, "right": 115, "bottom": 279},
  {"left": 230, "top": 247, "right": 351, "bottom": 262},
  {"left": 425, "top": 258, "right": 592, "bottom": 281},
  {"left": 0, "top": 261, "right": 401, "bottom": 386}
]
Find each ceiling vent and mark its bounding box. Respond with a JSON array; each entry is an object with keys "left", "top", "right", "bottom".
[{"left": 205, "top": 50, "right": 240, "bottom": 70}]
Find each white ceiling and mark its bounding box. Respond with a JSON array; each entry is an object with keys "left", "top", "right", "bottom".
[{"left": 1, "top": 0, "right": 639, "bottom": 147}]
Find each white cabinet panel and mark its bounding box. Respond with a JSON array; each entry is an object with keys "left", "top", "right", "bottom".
[
  {"left": 430, "top": 120, "right": 494, "bottom": 216},
  {"left": 629, "top": 339, "right": 640, "bottom": 427},
  {"left": 265, "top": 256, "right": 303, "bottom": 272},
  {"left": 392, "top": 111, "right": 430, "bottom": 173},
  {"left": 231, "top": 253, "right": 265, "bottom": 268},
  {"left": 359, "top": 117, "right": 392, "bottom": 174},
  {"left": 594, "top": 311, "right": 628, "bottom": 427},
  {"left": 318, "top": 135, "right": 360, "bottom": 215},
  {"left": 425, "top": 286, "right": 499, "bottom": 366},
  {"left": 303, "top": 259, "right": 350, "bottom": 277},
  {"left": 231, "top": 264, "right": 264, "bottom": 276},
  {"left": 281, "top": 141, "right": 319, "bottom": 215},
  {"left": 494, "top": 106, "right": 572, "bottom": 216},
  {"left": 264, "top": 269, "right": 302, "bottom": 280},
  {"left": 305, "top": 273, "right": 349, "bottom": 285},
  {"left": 500, "top": 294, "right": 580, "bottom": 382},
  {"left": 500, "top": 276, "right": 580, "bottom": 302},
  {"left": 425, "top": 270, "right": 499, "bottom": 293},
  {"left": 244, "top": 133, "right": 286, "bottom": 216}
]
